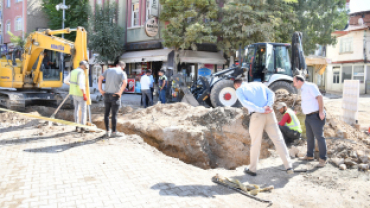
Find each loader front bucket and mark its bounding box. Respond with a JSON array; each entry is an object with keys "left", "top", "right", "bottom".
[
  {"left": 172, "top": 74, "right": 200, "bottom": 107},
  {"left": 180, "top": 87, "right": 200, "bottom": 107}
]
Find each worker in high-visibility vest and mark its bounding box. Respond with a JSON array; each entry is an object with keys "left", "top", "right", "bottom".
[
  {"left": 276, "top": 102, "right": 302, "bottom": 145},
  {"left": 64, "top": 61, "right": 89, "bottom": 133}
]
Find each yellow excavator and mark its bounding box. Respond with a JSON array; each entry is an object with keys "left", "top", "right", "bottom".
[{"left": 0, "top": 27, "right": 91, "bottom": 111}]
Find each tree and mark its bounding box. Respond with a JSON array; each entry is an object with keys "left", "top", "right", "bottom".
[
  {"left": 280, "top": 0, "right": 348, "bottom": 54},
  {"left": 220, "top": 0, "right": 297, "bottom": 56},
  {"left": 159, "top": 0, "right": 221, "bottom": 51},
  {"left": 41, "top": 0, "right": 90, "bottom": 41},
  {"left": 7, "top": 31, "right": 27, "bottom": 49},
  {"left": 88, "top": 3, "right": 125, "bottom": 64}
]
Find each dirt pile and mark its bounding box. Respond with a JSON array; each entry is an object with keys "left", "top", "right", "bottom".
[
  {"left": 275, "top": 94, "right": 370, "bottom": 171},
  {"left": 19, "top": 93, "right": 370, "bottom": 171},
  {"left": 93, "top": 102, "right": 273, "bottom": 169}
]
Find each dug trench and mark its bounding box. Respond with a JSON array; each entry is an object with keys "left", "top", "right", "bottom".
[{"left": 25, "top": 94, "right": 370, "bottom": 171}]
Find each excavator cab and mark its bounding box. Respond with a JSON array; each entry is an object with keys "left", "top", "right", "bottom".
[
  {"left": 39, "top": 50, "right": 64, "bottom": 81},
  {"left": 244, "top": 43, "right": 292, "bottom": 83}
]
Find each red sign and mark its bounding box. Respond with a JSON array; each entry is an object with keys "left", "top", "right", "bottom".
[{"left": 125, "top": 79, "right": 135, "bottom": 93}]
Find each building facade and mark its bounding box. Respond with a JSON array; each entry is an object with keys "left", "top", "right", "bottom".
[
  {"left": 120, "top": 0, "right": 226, "bottom": 95},
  {"left": 326, "top": 9, "right": 370, "bottom": 94},
  {"left": 1, "top": 0, "right": 48, "bottom": 51}
]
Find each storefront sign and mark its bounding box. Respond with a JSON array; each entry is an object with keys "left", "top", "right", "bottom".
[
  {"left": 145, "top": 18, "right": 159, "bottom": 37},
  {"left": 198, "top": 68, "right": 212, "bottom": 77},
  {"left": 125, "top": 41, "right": 162, "bottom": 51},
  {"left": 125, "top": 79, "right": 135, "bottom": 93}
]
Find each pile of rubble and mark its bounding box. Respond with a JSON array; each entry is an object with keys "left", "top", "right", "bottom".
[
  {"left": 93, "top": 102, "right": 273, "bottom": 169},
  {"left": 22, "top": 93, "right": 370, "bottom": 171}
]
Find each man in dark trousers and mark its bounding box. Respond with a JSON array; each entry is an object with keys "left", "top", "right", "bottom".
[
  {"left": 98, "top": 61, "right": 127, "bottom": 138},
  {"left": 293, "top": 75, "right": 327, "bottom": 167},
  {"left": 276, "top": 102, "right": 302, "bottom": 145},
  {"left": 158, "top": 70, "right": 167, "bottom": 104},
  {"left": 140, "top": 70, "right": 153, "bottom": 108}
]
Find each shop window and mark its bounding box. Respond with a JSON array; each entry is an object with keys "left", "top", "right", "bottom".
[
  {"left": 132, "top": 3, "right": 140, "bottom": 26},
  {"left": 333, "top": 67, "right": 340, "bottom": 84},
  {"left": 353, "top": 65, "right": 364, "bottom": 83},
  {"left": 342, "top": 66, "right": 352, "bottom": 83},
  {"left": 340, "top": 37, "right": 353, "bottom": 53}
]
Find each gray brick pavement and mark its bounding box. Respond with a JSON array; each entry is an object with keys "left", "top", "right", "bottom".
[{"left": 0, "top": 125, "right": 253, "bottom": 208}]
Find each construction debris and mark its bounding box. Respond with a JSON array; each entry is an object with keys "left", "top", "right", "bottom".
[{"left": 212, "top": 174, "right": 273, "bottom": 204}]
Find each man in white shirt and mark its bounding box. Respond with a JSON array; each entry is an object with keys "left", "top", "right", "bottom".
[
  {"left": 293, "top": 75, "right": 327, "bottom": 167},
  {"left": 140, "top": 70, "right": 153, "bottom": 108}
]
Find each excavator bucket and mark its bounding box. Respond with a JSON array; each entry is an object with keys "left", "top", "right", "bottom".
[{"left": 172, "top": 74, "right": 199, "bottom": 107}]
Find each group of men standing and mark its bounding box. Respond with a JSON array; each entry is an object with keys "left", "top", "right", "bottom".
[
  {"left": 65, "top": 60, "right": 170, "bottom": 138},
  {"left": 65, "top": 60, "right": 326, "bottom": 175},
  {"left": 65, "top": 60, "right": 128, "bottom": 138},
  {"left": 235, "top": 75, "right": 326, "bottom": 176}
]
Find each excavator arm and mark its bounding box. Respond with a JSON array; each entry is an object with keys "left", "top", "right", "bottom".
[{"left": 21, "top": 27, "right": 90, "bottom": 105}]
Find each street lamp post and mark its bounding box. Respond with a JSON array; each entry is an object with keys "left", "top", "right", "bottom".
[{"left": 56, "top": 1, "right": 70, "bottom": 73}]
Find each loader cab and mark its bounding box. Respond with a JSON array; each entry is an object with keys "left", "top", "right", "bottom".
[{"left": 244, "top": 43, "right": 292, "bottom": 82}]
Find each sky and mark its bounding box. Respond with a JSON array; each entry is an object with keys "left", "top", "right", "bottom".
[{"left": 350, "top": 0, "right": 370, "bottom": 13}]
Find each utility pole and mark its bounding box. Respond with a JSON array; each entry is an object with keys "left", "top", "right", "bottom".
[{"left": 56, "top": 1, "right": 70, "bottom": 73}]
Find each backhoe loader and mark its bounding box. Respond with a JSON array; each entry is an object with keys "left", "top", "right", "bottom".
[
  {"left": 0, "top": 27, "right": 90, "bottom": 111},
  {"left": 174, "top": 32, "right": 307, "bottom": 107}
]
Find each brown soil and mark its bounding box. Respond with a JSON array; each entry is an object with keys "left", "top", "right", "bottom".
[{"left": 20, "top": 94, "right": 370, "bottom": 172}]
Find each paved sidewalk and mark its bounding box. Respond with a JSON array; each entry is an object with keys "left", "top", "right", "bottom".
[
  {"left": 0, "top": 125, "right": 253, "bottom": 208},
  {"left": 1, "top": 115, "right": 369, "bottom": 208}
]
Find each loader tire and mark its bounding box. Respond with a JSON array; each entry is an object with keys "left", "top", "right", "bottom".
[
  {"left": 210, "top": 80, "right": 242, "bottom": 107},
  {"left": 269, "top": 81, "right": 297, "bottom": 94}
]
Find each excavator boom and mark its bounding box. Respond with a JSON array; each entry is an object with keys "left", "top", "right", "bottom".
[{"left": 0, "top": 27, "right": 90, "bottom": 111}]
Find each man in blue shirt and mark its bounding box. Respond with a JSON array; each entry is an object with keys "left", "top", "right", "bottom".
[{"left": 234, "top": 79, "right": 293, "bottom": 176}]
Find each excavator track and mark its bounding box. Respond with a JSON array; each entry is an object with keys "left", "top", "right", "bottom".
[{"left": 0, "top": 89, "right": 66, "bottom": 112}]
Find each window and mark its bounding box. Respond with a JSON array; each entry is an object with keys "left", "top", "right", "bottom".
[
  {"left": 132, "top": 3, "right": 140, "bottom": 26},
  {"left": 15, "top": 0, "right": 22, "bottom": 2},
  {"left": 353, "top": 65, "right": 364, "bottom": 83},
  {"left": 342, "top": 66, "right": 352, "bottom": 83},
  {"left": 15, "top": 17, "right": 22, "bottom": 31},
  {"left": 6, "top": 21, "right": 11, "bottom": 32},
  {"left": 6, "top": 0, "right": 11, "bottom": 7},
  {"left": 340, "top": 37, "right": 353, "bottom": 53},
  {"left": 275, "top": 46, "right": 292, "bottom": 76},
  {"left": 146, "top": 0, "right": 151, "bottom": 20},
  {"left": 333, "top": 67, "right": 340, "bottom": 84}
]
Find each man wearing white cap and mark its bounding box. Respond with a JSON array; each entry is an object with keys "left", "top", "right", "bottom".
[{"left": 276, "top": 102, "right": 302, "bottom": 145}]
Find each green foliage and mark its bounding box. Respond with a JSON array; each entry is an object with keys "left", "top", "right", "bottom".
[
  {"left": 87, "top": 3, "right": 125, "bottom": 64},
  {"left": 7, "top": 31, "right": 27, "bottom": 48},
  {"left": 41, "top": 0, "right": 90, "bottom": 41},
  {"left": 220, "top": 0, "right": 297, "bottom": 56},
  {"left": 279, "top": 0, "right": 348, "bottom": 54},
  {"left": 159, "top": 0, "right": 221, "bottom": 50}
]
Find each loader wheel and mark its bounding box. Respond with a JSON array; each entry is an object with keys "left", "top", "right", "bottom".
[
  {"left": 269, "top": 81, "right": 297, "bottom": 94},
  {"left": 210, "top": 80, "right": 242, "bottom": 107}
]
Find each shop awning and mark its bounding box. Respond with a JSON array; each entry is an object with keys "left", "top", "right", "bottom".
[
  {"left": 120, "top": 49, "right": 173, "bottom": 63},
  {"left": 305, "top": 55, "right": 328, "bottom": 75},
  {"left": 178, "top": 50, "right": 226, "bottom": 65}
]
